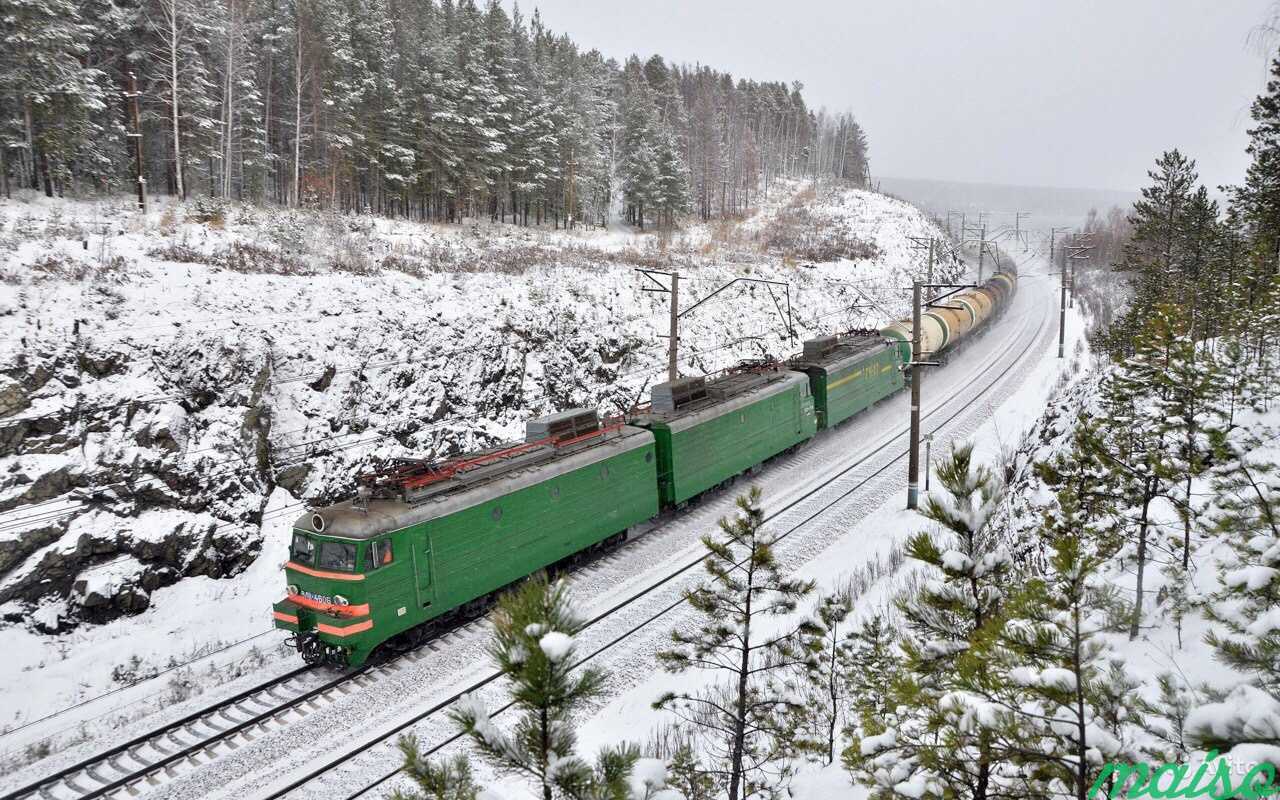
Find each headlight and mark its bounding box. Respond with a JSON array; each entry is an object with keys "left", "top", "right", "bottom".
[
  {"left": 287, "top": 584, "right": 300, "bottom": 596},
  {"left": 333, "top": 595, "right": 350, "bottom": 606}
]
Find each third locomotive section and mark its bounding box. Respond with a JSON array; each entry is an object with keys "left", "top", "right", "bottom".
[{"left": 270, "top": 268, "right": 1019, "bottom": 667}]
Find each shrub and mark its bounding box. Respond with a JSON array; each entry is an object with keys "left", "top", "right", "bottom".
[
  {"left": 189, "top": 197, "right": 228, "bottom": 227},
  {"left": 211, "top": 241, "right": 312, "bottom": 274}
]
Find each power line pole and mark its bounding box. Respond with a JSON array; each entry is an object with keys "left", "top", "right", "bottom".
[
  {"left": 638, "top": 270, "right": 799, "bottom": 384},
  {"left": 126, "top": 71, "right": 148, "bottom": 213},
  {"left": 906, "top": 235, "right": 939, "bottom": 285},
  {"left": 977, "top": 223, "right": 987, "bottom": 282},
  {"left": 905, "top": 281, "right": 967, "bottom": 509},
  {"left": 1058, "top": 242, "right": 1068, "bottom": 359},
  {"left": 907, "top": 280, "right": 923, "bottom": 510},
  {"left": 1014, "top": 211, "right": 1030, "bottom": 248},
  {"left": 668, "top": 271, "right": 679, "bottom": 380}
]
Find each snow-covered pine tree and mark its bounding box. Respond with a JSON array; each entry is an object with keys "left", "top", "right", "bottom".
[
  {"left": 143, "top": 0, "right": 221, "bottom": 199},
  {"left": 1229, "top": 50, "right": 1280, "bottom": 309},
  {"left": 0, "top": 0, "right": 111, "bottom": 196},
  {"left": 653, "top": 130, "right": 691, "bottom": 229},
  {"left": 1094, "top": 308, "right": 1189, "bottom": 640},
  {"left": 392, "top": 745, "right": 480, "bottom": 800},
  {"left": 1149, "top": 314, "right": 1225, "bottom": 638},
  {"left": 965, "top": 533, "right": 1133, "bottom": 800},
  {"left": 839, "top": 612, "right": 904, "bottom": 791},
  {"left": 1138, "top": 673, "right": 1198, "bottom": 764},
  {"left": 447, "top": 573, "right": 638, "bottom": 800},
  {"left": 1035, "top": 412, "right": 1123, "bottom": 556},
  {"left": 618, "top": 68, "right": 662, "bottom": 230},
  {"left": 1203, "top": 429, "right": 1280, "bottom": 701},
  {"left": 1106, "top": 150, "right": 1197, "bottom": 359},
  {"left": 654, "top": 487, "right": 818, "bottom": 800},
  {"left": 852, "top": 442, "right": 1010, "bottom": 800}
]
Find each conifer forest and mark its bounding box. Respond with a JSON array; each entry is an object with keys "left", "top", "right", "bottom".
[{"left": 0, "top": 0, "right": 868, "bottom": 226}]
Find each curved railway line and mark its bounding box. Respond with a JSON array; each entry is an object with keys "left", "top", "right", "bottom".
[
  {"left": 3, "top": 270, "right": 1054, "bottom": 800},
  {"left": 257, "top": 289, "right": 1056, "bottom": 800}
]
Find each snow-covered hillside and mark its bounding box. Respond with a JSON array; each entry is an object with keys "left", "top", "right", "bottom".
[{"left": 0, "top": 182, "right": 957, "bottom": 731}]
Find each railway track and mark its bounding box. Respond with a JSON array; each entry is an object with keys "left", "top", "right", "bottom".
[
  {"left": 252, "top": 293, "right": 1055, "bottom": 800},
  {"left": 6, "top": 277, "right": 1051, "bottom": 800}
]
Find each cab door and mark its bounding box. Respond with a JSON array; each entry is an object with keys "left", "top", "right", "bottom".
[{"left": 413, "top": 530, "right": 436, "bottom": 608}]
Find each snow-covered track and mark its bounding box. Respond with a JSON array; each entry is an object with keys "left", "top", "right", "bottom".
[
  {"left": 255, "top": 294, "right": 1054, "bottom": 800},
  {"left": 0, "top": 665, "right": 337, "bottom": 800}
]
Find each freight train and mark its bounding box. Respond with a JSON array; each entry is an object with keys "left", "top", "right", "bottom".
[{"left": 272, "top": 271, "right": 1018, "bottom": 666}]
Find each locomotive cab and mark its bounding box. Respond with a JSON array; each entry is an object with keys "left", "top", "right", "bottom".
[{"left": 272, "top": 510, "right": 407, "bottom": 667}]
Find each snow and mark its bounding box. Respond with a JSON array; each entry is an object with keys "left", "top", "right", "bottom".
[
  {"left": 628, "top": 757, "right": 669, "bottom": 799},
  {"left": 538, "top": 631, "right": 573, "bottom": 663},
  {"left": 939, "top": 550, "right": 973, "bottom": 573},
  {"left": 0, "top": 186, "right": 1072, "bottom": 799},
  {"left": 860, "top": 729, "right": 897, "bottom": 756}
]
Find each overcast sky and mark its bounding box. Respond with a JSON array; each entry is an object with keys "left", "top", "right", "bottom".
[{"left": 509, "top": 0, "right": 1275, "bottom": 192}]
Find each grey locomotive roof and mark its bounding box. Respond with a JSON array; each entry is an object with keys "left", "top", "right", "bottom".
[
  {"left": 296, "top": 424, "right": 655, "bottom": 540},
  {"left": 635, "top": 371, "right": 808, "bottom": 434},
  {"left": 789, "top": 337, "right": 890, "bottom": 375}
]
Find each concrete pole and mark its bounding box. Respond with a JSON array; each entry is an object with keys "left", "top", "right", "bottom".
[
  {"left": 1058, "top": 245, "right": 1067, "bottom": 359},
  {"left": 127, "top": 72, "right": 148, "bottom": 213},
  {"left": 977, "top": 224, "right": 986, "bottom": 283},
  {"left": 668, "top": 272, "right": 680, "bottom": 382},
  {"left": 907, "top": 280, "right": 922, "bottom": 510}
]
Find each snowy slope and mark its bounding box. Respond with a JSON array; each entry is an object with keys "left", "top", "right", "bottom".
[{"left": 0, "top": 181, "right": 957, "bottom": 742}]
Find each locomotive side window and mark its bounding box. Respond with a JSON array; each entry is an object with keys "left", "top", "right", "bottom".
[
  {"left": 290, "top": 533, "right": 315, "bottom": 564},
  {"left": 367, "top": 539, "right": 395, "bottom": 570},
  {"left": 318, "top": 541, "right": 357, "bottom": 572}
]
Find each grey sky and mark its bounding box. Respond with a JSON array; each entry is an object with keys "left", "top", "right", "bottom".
[{"left": 511, "top": 0, "right": 1274, "bottom": 192}]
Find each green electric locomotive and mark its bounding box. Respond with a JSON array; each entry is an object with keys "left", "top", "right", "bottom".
[{"left": 273, "top": 270, "right": 1018, "bottom": 667}]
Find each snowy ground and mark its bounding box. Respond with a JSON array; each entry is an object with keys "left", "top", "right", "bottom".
[{"left": 0, "top": 182, "right": 961, "bottom": 779}]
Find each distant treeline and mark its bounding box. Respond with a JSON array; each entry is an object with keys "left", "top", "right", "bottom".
[{"left": 0, "top": 0, "right": 869, "bottom": 227}]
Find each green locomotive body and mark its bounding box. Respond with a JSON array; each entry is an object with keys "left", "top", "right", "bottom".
[
  {"left": 787, "top": 335, "right": 904, "bottom": 430},
  {"left": 630, "top": 367, "right": 817, "bottom": 508},
  {"left": 274, "top": 409, "right": 657, "bottom": 666}
]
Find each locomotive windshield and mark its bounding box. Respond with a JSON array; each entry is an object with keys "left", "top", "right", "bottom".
[
  {"left": 317, "top": 541, "right": 357, "bottom": 572},
  {"left": 290, "top": 532, "right": 315, "bottom": 563}
]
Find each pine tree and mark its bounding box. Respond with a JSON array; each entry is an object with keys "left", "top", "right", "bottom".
[
  {"left": 1204, "top": 428, "right": 1280, "bottom": 698},
  {"left": 964, "top": 534, "right": 1130, "bottom": 800},
  {"left": 1138, "top": 673, "right": 1198, "bottom": 763},
  {"left": 618, "top": 69, "right": 661, "bottom": 230},
  {"left": 1151, "top": 313, "right": 1225, "bottom": 576},
  {"left": 392, "top": 745, "right": 480, "bottom": 800},
  {"left": 1230, "top": 50, "right": 1280, "bottom": 301},
  {"left": 447, "top": 574, "right": 638, "bottom": 800},
  {"left": 839, "top": 613, "right": 904, "bottom": 788},
  {"left": 786, "top": 591, "right": 855, "bottom": 765},
  {"left": 0, "top": 0, "right": 112, "bottom": 196},
  {"left": 1108, "top": 150, "right": 1197, "bottom": 358},
  {"left": 1095, "top": 308, "right": 1191, "bottom": 640},
  {"left": 654, "top": 487, "right": 818, "bottom": 800},
  {"left": 853, "top": 443, "right": 1010, "bottom": 800}
]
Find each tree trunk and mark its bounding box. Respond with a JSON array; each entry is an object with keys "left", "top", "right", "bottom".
[
  {"left": 1129, "top": 479, "right": 1154, "bottom": 640},
  {"left": 168, "top": 0, "right": 185, "bottom": 200},
  {"left": 222, "top": 0, "right": 236, "bottom": 198},
  {"left": 293, "top": 21, "right": 302, "bottom": 207},
  {"left": 728, "top": 554, "right": 755, "bottom": 800},
  {"left": 39, "top": 152, "right": 53, "bottom": 198},
  {"left": 1074, "top": 603, "right": 1088, "bottom": 800}
]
